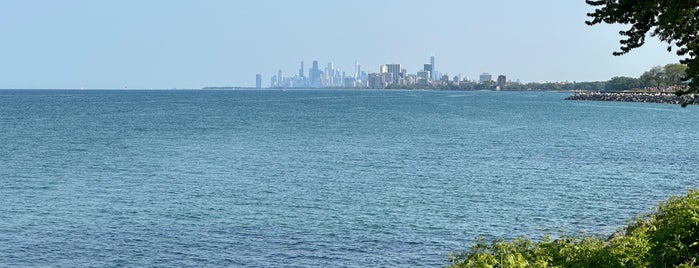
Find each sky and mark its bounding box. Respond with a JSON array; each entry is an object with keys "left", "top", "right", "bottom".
[{"left": 0, "top": 0, "right": 684, "bottom": 89}]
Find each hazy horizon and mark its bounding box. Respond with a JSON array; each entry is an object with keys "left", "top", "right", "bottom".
[{"left": 0, "top": 0, "right": 683, "bottom": 89}]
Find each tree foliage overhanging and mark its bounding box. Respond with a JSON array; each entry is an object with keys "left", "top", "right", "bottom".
[{"left": 585, "top": 0, "right": 699, "bottom": 94}]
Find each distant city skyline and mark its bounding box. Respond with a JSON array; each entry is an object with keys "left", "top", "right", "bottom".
[
  {"left": 261, "top": 55, "right": 513, "bottom": 89},
  {"left": 263, "top": 53, "right": 481, "bottom": 89},
  {"left": 0, "top": 1, "right": 683, "bottom": 89}
]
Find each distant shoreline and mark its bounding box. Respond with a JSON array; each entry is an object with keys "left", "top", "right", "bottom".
[
  {"left": 199, "top": 87, "right": 579, "bottom": 92},
  {"left": 201, "top": 86, "right": 257, "bottom": 90}
]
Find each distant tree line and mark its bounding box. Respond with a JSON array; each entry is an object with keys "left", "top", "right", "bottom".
[{"left": 605, "top": 63, "right": 688, "bottom": 91}]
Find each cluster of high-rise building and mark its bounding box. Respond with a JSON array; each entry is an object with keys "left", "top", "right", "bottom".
[
  {"left": 257, "top": 60, "right": 360, "bottom": 89},
  {"left": 256, "top": 56, "right": 509, "bottom": 89}
]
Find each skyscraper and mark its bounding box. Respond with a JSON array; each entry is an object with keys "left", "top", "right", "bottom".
[
  {"left": 256, "top": 74, "right": 262, "bottom": 89},
  {"left": 380, "top": 64, "right": 388, "bottom": 74},
  {"left": 299, "top": 61, "right": 304, "bottom": 78},
  {"left": 417, "top": 71, "right": 430, "bottom": 85},
  {"left": 278, "top": 69, "right": 282, "bottom": 86},
  {"left": 423, "top": 63, "right": 433, "bottom": 81},
  {"left": 430, "top": 55, "right": 435, "bottom": 80},
  {"left": 357, "top": 64, "right": 361, "bottom": 80},
  {"left": 326, "top": 62, "right": 334, "bottom": 86},
  {"left": 310, "top": 60, "right": 321, "bottom": 87},
  {"left": 382, "top": 64, "right": 402, "bottom": 84}
]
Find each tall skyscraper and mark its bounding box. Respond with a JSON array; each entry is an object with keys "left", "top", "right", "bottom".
[
  {"left": 423, "top": 63, "right": 433, "bottom": 81},
  {"left": 299, "top": 61, "right": 304, "bottom": 78},
  {"left": 357, "top": 64, "right": 361, "bottom": 80},
  {"left": 310, "top": 60, "right": 321, "bottom": 87},
  {"left": 326, "top": 62, "right": 334, "bottom": 86},
  {"left": 256, "top": 74, "right": 262, "bottom": 89},
  {"left": 430, "top": 55, "right": 435, "bottom": 80},
  {"left": 278, "top": 69, "right": 282, "bottom": 86},
  {"left": 355, "top": 61, "right": 359, "bottom": 78}
]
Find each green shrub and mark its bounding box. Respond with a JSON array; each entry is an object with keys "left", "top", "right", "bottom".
[
  {"left": 647, "top": 190, "right": 699, "bottom": 267},
  {"left": 447, "top": 190, "right": 699, "bottom": 268}
]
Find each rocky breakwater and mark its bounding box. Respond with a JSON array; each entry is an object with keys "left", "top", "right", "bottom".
[{"left": 566, "top": 91, "right": 698, "bottom": 105}]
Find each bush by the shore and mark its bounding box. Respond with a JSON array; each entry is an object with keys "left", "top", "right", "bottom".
[{"left": 447, "top": 190, "right": 699, "bottom": 267}]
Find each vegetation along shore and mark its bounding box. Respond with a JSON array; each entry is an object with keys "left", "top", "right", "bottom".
[{"left": 447, "top": 190, "right": 699, "bottom": 267}]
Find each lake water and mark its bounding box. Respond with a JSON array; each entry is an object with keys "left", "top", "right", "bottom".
[{"left": 1, "top": 89, "right": 698, "bottom": 267}]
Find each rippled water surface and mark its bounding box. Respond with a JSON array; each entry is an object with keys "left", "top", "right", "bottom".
[{"left": 1, "top": 89, "right": 698, "bottom": 267}]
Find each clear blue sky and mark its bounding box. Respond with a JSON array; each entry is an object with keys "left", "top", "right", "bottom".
[{"left": 0, "top": 0, "right": 682, "bottom": 89}]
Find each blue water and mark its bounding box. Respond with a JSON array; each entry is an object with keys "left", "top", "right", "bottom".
[{"left": 1, "top": 89, "right": 698, "bottom": 267}]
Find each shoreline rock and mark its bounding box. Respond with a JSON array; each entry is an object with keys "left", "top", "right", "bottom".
[{"left": 565, "top": 91, "right": 698, "bottom": 105}]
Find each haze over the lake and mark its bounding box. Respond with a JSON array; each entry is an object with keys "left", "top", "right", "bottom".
[{"left": 0, "top": 0, "right": 682, "bottom": 89}]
